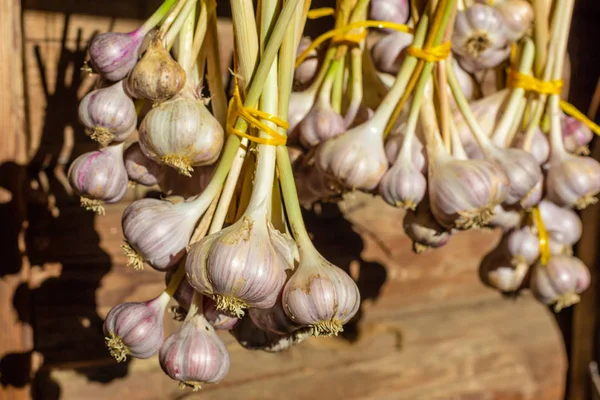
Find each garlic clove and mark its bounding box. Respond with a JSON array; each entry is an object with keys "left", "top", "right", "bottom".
[
  {"left": 530, "top": 255, "right": 590, "bottom": 311},
  {"left": 282, "top": 250, "right": 360, "bottom": 336},
  {"left": 126, "top": 38, "right": 187, "bottom": 104},
  {"left": 546, "top": 153, "right": 600, "bottom": 209},
  {"left": 139, "top": 94, "right": 224, "bottom": 176},
  {"left": 103, "top": 293, "right": 169, "bottom": 361},
  {"left": 403, "top": 201, "right": 452, "bottom": 253},
  {"left": 186, "top": 213, "right": 295, "bottom": 317},
  {"left": 159, "top": 313, "right": 230, "bottom": 390},
  {"left": 88, "top": 31, "right": 144, "bottom": 82},
  {"left": 124, "top": 142, "right": 165, "bottom": 186},
  {"left": 78, "top": 80, "right": 137, "bottom": 146},
  {"left": 371, "top": 31, "right": 413, "bottom": 75},
  {"left": 378, "top": 160, "right": 427, "bottom": 210},
  {"left": 67, "top": 143, "right": 128, "bottom": 215},
  {"left": 122, "top": 197, "right": 203, "bottom": 271}
]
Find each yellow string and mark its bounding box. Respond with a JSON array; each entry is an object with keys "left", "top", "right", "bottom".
[
  {"left": 531, "top": 206, "right": 551, "bottom": 266},
  {"left": 406, "top": 41, "right": 451, "bottom": 62},
  {"left": 307, "top": 7, "right": 335, "bottom": 19},
  {"left": 295, "top": 20, "right": 412, "bottom": 67},
  {"left": 226, "top": 83, "right": 288, "bottom": 146},
  {"left": 560, "top": 100, "right": 600, "bottom": 136},
  {"left": 507, "top": 69, "right": 563, "bottom": 95}
]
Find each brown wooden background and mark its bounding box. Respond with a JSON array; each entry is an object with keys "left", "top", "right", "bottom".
[{"left": 1, "top": 0, "right": 599, "bottom": 399}]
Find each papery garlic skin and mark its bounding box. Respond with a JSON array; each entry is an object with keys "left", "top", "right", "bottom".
[
  {"left": 78, "top": 81, "right": 137, "bottom": 146},
  {"left": 127, "top": 39, "right": 187, "bottom": 104},
  {"left": 122, "top": 198, "right": 202, "bottom": 271},
  {"left": 530, "top": 256, "right": 590, "bottom": 311},
  {"left": 124, "top": 142, "right": 165, "bottom": 186},
  {"left": 545, "top": 153, "right": 600, "bottom": 209},
  {"left": 428, "top": 156, "right": 510, "bottom": 230},
  {"left": 282, "top": 251, "right": 360, "bottom": 336},
  {"left": 452, "top": 4, "right": 510, "bottom": 72},
  {"left": 371, "top": 31, "right": 413, "bottom": 75},
  {"left": 298, "top": 104, "right": 345, "bottom": 148},
  {"left": 159, "top": 314, "right": 230, "bottom": 391},
  {"left": 186, "top": 214, "right": 295, "bottom": 317},
  {"left": 403, "top": 202, "right": 452, "bottom": 253},
  {"left": 378, "top": 161, "right": 426, "bottom": 210},
  {"left": 507, "top": 227, "right": 540, "bottom": 266},
  {"left": 88, "top": 31, "right": 144, "bottom": 81},
  {"left": 67, "top": 143, "right": 128, "bottom": 214},
  {"left": 139, "top": 95, "right": 224, "bottom": 176},
  {"left": 494, "top": 0, "right": 534, "bottom": 41},
  {"left": 103, "top": 293, "right": 169, "bottom": 361},
  {"left": 316, "top": 123, "right": 388, "bottom": 191}
]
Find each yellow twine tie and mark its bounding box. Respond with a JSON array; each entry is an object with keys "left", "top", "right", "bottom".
[
  {"left": 507, "top": 69, "right": 600, "bottom": 136},
  {"left": 307, "top": 7, "right": 335, "bottom": 19},
  {"left": 295, "top": 20, "right": 412, "bottom": 67},
  {"left": 406, "top": 41, "right": 452, "bottom": 62},
  {"left": 531, "top": 206, "right": 551, "bottom": 265},
  {"left": 226, "top": 83, "right": 288, "bottom": 146}
]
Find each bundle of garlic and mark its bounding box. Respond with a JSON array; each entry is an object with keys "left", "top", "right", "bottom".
[{"left": 68, "top": 0, "right": 600, "bottom": 391}]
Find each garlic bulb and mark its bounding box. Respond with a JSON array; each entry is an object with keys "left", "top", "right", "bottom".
[
  {"left": 451, "top": 58, "right": 479, "bottom": 101},
  {"left": 385, "top": 131, "right": 426, "bottom": 172},
  {"left": 507, "top": 226, "right": 540, "bottom": 267},
  {"left": 124, "top": 142, "right": 165, "bottom": 186},
  {"left": 294, "top": 37, "right": 319, "bottom": 88},
  {"left": 545, "top": 152, "right": 600, "bottom": 209},
  {"left": 288, "top": 89, "right": 316, "bottom": 134},
  {"left": 487, "top": 147, "right": 542, "bottom": 207},
  {"left": 538, "top": 200, "right": 582, "bottom": 247},
  {"left": 88, "top": 31, "right": 145, "bottom": 81},
  {"left": 298, "top": 103, "right": 345, "bottom": 148},
  {"left": 159, "top": 313, "right": 230, "bottom": 390},
  {"left": 186, "top": 213, "right": 296, "bottom": 317},
  {"left": 488, "top": 205, "right": 522, "bottom": 231},
  {"left": 371, "top": 31, "right": 413, "bottom": 75},
  {"left": 78, "top": 80, "right": 137, "bottom": 146},
  {"left": 479, "top": 247, "right": 528, "bottom": 293},
  {"left": 127, "top": 39, "right": 186, "bottom": 104},
  {"left": 139, "top": 93, "right": 224, "bottom": 176},
  {"left": 316, "top": 121, "right": 388, "bottom": 191},
  {"left": 562, "top": 114, "right": 594, "bottom": 155},
  {"left": 369, "top": 0, "right": 410, "bottom": 26},
  {"left": 512, "top": 128, "right": 550, "bottom": 165},
  {"left": 403, "top": 201, "right": 452, "bottom": 253},
  {"left": 452, "top": 4, "right": 511, "bottom": 72},
  {"left": 378, "top": 157, "right": 426, "bottom": 210},
  {"left": 530, "top": 255, "right": 590, "bottom": 311},
  {"left": 494, "top": 0, "right": 534, "bottom": 41},
  {"left": 103, "top": 292, "right": 169, "bottom": 361},
  {"left": 294, "top": 159, "right": 340, "bottom": 207},
  {"left": 249, "top": 294, "right": 301, "bottom": 335},
  {"left": 428, "top": 155, "right": 509, "bottom": 229},
  {"left": 122, "top": 196, "right": 207, "bottom": 271},
  {"left": 282, "top": 248, "right": 360, "bottom": 336},
  {"left": 67, "top": 143, "right": 128, "bottom": 215}
]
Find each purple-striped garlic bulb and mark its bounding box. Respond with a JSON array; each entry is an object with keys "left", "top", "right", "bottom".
[
  {"left": 139, "top": 92, "right": 224, "bottom": 176},
  {"left": 88, "top": 30, "right": 145, "bottom": 81},
  {"left": 67, "top": 143, "right": 128, "bottom": 215},
  {"left": 186, "top": 213, "right": 296, "bottom": 317},
  {"left": 379, "top": 149, "right": 426, "bottom": 209},
  {"left": 78, "top": 80, "right": 137, "bottom": 146},
  {"left": 126, "top": 39, "right": 186, "bottom": 104},
  {"left": 122, "top": 195, "right": 209, "bottom": 271},
  {"left": 103, "top": 292, "right": 170, "bottom": 361},
  {"left": 282, "top": 247, "right": 360, "bottom": 336},
  {"left": 124, "top": 142, "right": 165, "bottom": 186},
  {"left": 159, "top": 313, "right": 230, "bottom": 390},
  {"left": 530, "top": 255, "right": 590, "bottom": 311},
  {"left": 562, "top": 114, "right": 594, "bottom": 155},
  {"left": 249, "top": 294, "right": 301, "bottom": 335}
]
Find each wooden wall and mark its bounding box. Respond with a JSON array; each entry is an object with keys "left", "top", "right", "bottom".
[{"left": 0, "top": 1, "right": 572, "bottom": 399}]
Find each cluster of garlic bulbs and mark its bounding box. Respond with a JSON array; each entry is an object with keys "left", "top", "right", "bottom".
[{"left": 68, "top": 0, "right": 597, "bottom": 391}]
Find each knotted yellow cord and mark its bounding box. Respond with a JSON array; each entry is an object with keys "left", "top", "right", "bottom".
[
  {"left": 227, "top": 83, "right": 289, "bottom": 146},
  {"left": 406, "top": 41, "right": 452, "bottom": 62},
  {"left": 531, "top": 206, "right": 551, "bottom": 265}
]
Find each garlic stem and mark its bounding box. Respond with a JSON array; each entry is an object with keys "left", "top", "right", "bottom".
[
  {"left": 532, "top": 0, "right": 551, "bottom": 75},
  {"left": 165, "top": 0, "right": 197, "bottom": 49},
  {"left": 175, "top": 1, "right": 196, "bottom": 71},
  {"left": 508, "top": 98, "right": 527, "bottom": 146},
  {"left": 158, "top": 0, "right": 188, "bottom": 39},
  {"left": 317, "top": 60, "right": 340, "bottom": 107},
  {"left": 165, "top": 263, "right": 186, "bottom": 297},
  {"left": 205, "top": 0, "right": 228, "bottom": 128},
  {"left": 492, "top": 39, "right": 535, "bottom": 147},
  {"left": 189, "top": 0, "right": 209, "bottom": 71},
  {"left": 140, "top": 0, "right": 178, "bottom": 35},
  {"left": 331, "top": 56, "right": 345, "bottom": 113},
  {"left": 437, "top": 60, "right": 451, "bottom": 152},
  {"left": 185, "top": 292, "right": 205, "bottom": 322},
  {"left": 344, "top": 46, "right": 364, "bottom": 127}
]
